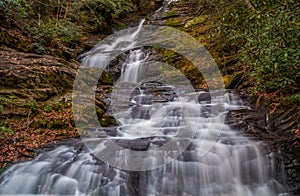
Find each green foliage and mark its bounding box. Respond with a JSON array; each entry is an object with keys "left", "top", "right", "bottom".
[
  {"left": 1, "top": 0, "right": 136, "bottom": 53},
  {"left": 31, "top": 42, "right": 46, "bottom": 54},
  {"left": 30, "top": 100, "right": 38, "bottom": 112},
  {"left": 0, "top": 97, "right": 9, "bottom": 104},
  {"left": 0, "top": 0, "right": 28, "bottom": 20},
  {"left": 284, "top": 93, "right": 300, "bottom": 106},
  {"left": 74, "top": 0, "right": 133, "bottom": 31},
  {"left": 43, "top": 105, "right": 52, "bottom": 112},
  {"left": 198, "top": 0, "right": 300, "bottom": 94},
  {"left": 0, "top": 124, "right": 14, "bottom": 136},
  {"left": 29, "top": 20, "right": 83, "bottom": 48}
]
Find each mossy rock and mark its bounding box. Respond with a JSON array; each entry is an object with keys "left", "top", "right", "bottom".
[
  {"left": 99, "top": 72, "right": 113, "bottom": 85},
  {"left": 165, "top": 10, "right": 179, "bottom": 18},
  {"left": 222, "top": 75, "right": 233, "bottom": 89},
  {"left": 96, "top": 106, "right": 105, "bottom": 117},
  {"left": 184, "top": 15, "right": 208, "bottom": 28},
  {"left": 166, "top": 18, "right": 185, "bottom": 27},
  {"left": 0, "top": 47, "right": 77, "bottom": 101},
  {"left": 0, "top": 31, "right": 32, "bottom": 53},
  {"left": 223, "top": 72, "right": 246, "bottom": 89},
  {"left": 192, "top": 26, "right": 209, "bottom": 35},
  {"left": 100, "top": 115, "right": 118, "bottom": 127}
]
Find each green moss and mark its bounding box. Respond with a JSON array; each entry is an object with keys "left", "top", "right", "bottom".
[
  {"left": 100, "top": 115, "right": 118, "bottom": 127},
  {"left": 43, "top": 105, "right": 53, "bottom": 112},
  {"left": 184, "top": 15, "right": 208, "bottom": 28},
  {"left": 165, "top": 10, "right": 178, "bottom": 18},
  {"left": 0, "top": 32, "right": 32, "bottom": 53},
  {"left": 166, "top": 18, "right": 185, "bottom": 27},
  {"left": 118, "top": 22, "right": 127, "bottom": 29},
  {"left": 0, "top": 96, "right": 10, "bottom": 104},
  {"left": 192, "top": 26, "right": 209, "bottom": 36},
  {"left": 99, "top": 72, "right": 113, "bottom": 85},
  {"left": 32, "top": 119, "right": 47, "bottom": 128},
  {"left": 96, "top": 107, "right": 104, "bottom": 117},
  {"left": 161, "top": 50, "right": 178, "bottom": 63},
  {"left": 34, "top": 129, "right": 43, "bottom": 134},
  {"left": 0, "top": 124, "right": 14, "bottom": 136},
  {"left": 222, "top": 75, "right": 233, "bottom": 88}
]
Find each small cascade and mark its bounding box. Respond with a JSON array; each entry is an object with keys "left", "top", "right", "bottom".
[
  {"left": 119, "top": 49, "right": 148, "bottom": 83},
  {"left": 81, "top": 19, "right": 145, "bottom": 70}
]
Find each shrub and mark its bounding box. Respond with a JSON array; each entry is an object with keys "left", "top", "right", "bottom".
[
  {"left": 0, "top": 0, "right": 28, "bottom": 20},
  {"left": 196, "top": 0, "right": 300, "bottom": 94},
  {"left": 1, "top": 0, "right": 136, "bottom": 53},
  {"left": 74, "top": 0, "right": 133, "bottom": 32}
]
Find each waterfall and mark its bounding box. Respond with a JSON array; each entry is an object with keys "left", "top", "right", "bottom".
[
  {"left": 81, "top": 19, "right": 145, "bottom": 71},
  {"left": 140, "top": 92, "right": 286, "bottom": 196},
  {"left": 0, "top": 19, "right": 289, "bottom": 196},
  {"left": 0, "top": 88, "right": 288, "bottom": 195},
  {"left": 119, "top": 49, "right": 148, "bottom": 83}
]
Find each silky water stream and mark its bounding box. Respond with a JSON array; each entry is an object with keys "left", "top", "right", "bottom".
[{"left": 0, "top": 20, "right": 289, "bottom": 196}]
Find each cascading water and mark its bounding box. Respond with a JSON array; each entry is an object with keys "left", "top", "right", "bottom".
[
  {"left": 0, "top": 18, "right": 289, "bottom": 196},
  {"left": 139, "top": 92, "right": 287, "bottom": 196},
  {"left": 119, "top": 49, "right": 148, "bottom": 83},
  {"left": 0, "top": 86, "right": 288, "bottom": 195}
]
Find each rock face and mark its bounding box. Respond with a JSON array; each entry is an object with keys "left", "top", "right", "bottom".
[
  {"left": 236, "top": 91, "right": 300, "bottom": 195},
  {"left": 0, "top": 47, "right": 77, "bottom": 102},
  {"left": 0, "top": 46, "right": 79, "bottom": 118},
  {"left": 269, "top": 106, "right": 300, "bottom": 194},
  {"left": 0, "top": 47, "right": 79, "bottom": 168}
]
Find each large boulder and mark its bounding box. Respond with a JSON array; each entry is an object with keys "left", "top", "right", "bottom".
[{"left": 0, "top": 46, "right": 78, "bottom": 118}]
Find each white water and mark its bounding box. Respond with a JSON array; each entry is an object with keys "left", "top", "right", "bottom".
[
  {"left": 81, "top": 19, "right": 145, "bottom": 71},
  {"left": 0, "top": 19, "right": 289, "bottom": 196},
  {"left": 140, "top": 93, "right": 286, "bottom": 195},
  {"left": 119, "top": 49, "right": 148, "bottom": 83},
  {"left": 0, "top": 88, "right": 288, "bottom": 195}
]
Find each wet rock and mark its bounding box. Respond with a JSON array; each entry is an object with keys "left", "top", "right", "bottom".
[
  {"left": 100, "top": 115, "right": 118, "bottom": 127},
  {"left": 149, "top": 0, "right": 191, "bottom": 27},
  {"left": 198, "top": 92, "right": 211, "bottom": 103},
  {"left": 103, "top": 126, "right": 121, "bottom": 137},
  {"left": 128, "top": 82, "right": 178, "bottom": 119},
  {"left": 235, "top": 90, "right": 300, "bottom": 195},
  {"left": 113, "top": 139, "right": 150, "bottom": 151}
]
